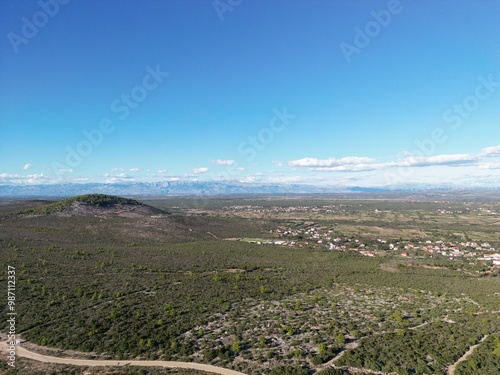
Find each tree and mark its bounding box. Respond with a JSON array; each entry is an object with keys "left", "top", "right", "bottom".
[
  {"left": 232, "top": 341, "right": 241, "bottom": 352},
  {"left": 318, "top": 343, "right": 326, "bottom": 354},
  {"left": 336, "top": 333, "right": 345, "bottom": 345},
  {"left": 392, "top": 309, "right": 403, "bottom": 322}
]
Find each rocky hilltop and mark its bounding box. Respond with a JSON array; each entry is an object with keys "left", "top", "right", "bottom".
[{"left": 18, "top": 194, "right": 166, "bottom": 218}]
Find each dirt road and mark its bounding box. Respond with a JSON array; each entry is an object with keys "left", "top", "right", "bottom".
[
  {"left": 447, "top": 335, "right": 488, "bottom": 375},
  {"left": 0, "top": 341, "right": 246, "bottom": 375}
]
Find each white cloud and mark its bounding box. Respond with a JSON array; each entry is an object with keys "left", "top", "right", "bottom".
[
  {"left": 210, "top": 159, "right": 234, "bottom": 166},
  {"left": 0, "top": 173, "right": 48, "bottom": 184},
  {"left": 0, "top": 173, "right": 20, "bottom": 179},
  {"left": 235, "top": 167, "right": 245, "bottom": 172},
  {"left": 272, "top": 161, "right": 283, "bottom": 167},
  {"left": 478, "top": 162, "right": 500, "bottom": 169},
  {"left": 157, "top": 169, "right": 168, "bottom": 174},
  {"left": 239, "top": 175, "right": 257, "bottom": 183},
  {"left": 23, "top": 163, "right": 32, "bottom": 170},
  {"left": 103, "top": 172, "right": 134, "bottom": 183},
  {"left": 58, "top": 168, "right": 73, "bottom": 173},
  {"left": 292, "top": 153, "right": 477, "bottom": 172},
  {"left": 266, "top": 176, "right": 303, "bottom": 183},
  {"left": 482, "top": 145, "right": 500, "bottom": 156},
  {"left": 312, "top": 164, "right": 383, "bottom": 172},
  {"left": 170, "top": 177, "right": 180, "bottom": 181},
  {"left": 289, "top": 156, "right": 375, "bottom": 167},
  {"left": 112, "top": 167, "right": 125, "bottom": 172},
  {"left": 192, "top": 167, "right": 209, "bottom": 174},
  {"left": 129, "top": 168, "right": 139, "bottom": 172},
  {"left": 106, "top": 177, "right": 134, "bottom": 183},
  {"left": 397, "top": 150, "right": 412, "bottom": 159},
  {"left": 398, "top": 154, "right": 477, "bottom": 167}
]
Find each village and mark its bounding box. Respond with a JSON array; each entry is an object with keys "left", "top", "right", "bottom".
[
  {"left": 219, "top": 202, "right": 500, "bottom": 274},
  {"left": 239, "top": 223, "right": 500, "bottom": 273}
]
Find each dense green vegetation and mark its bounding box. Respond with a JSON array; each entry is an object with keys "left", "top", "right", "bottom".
[
  {"left": 315, "top": 369, "right": 349, "bottom": 375},
  {"left": 337, "top": 316, "right": 498, "bottom": 374},
  {"left": 17, "top": 194, "right": 141, "bottom": 215},
  {"left": 454, "top": 334, "right": 500, "bottom": 374},
  {"left": 1, "top": 195, "right": 499, "bottom": 374}
]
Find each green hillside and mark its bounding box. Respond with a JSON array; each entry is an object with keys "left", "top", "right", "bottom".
[{"left": 18, "top": 194, "right": 141, "bottom": 215}]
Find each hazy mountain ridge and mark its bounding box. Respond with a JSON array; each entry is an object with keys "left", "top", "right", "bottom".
[
  {"left": 0, "top": 181, "right": 353, "bottom": 197},
  {"left": 0, "top": 181, "right": 497, "bottom": 198}
]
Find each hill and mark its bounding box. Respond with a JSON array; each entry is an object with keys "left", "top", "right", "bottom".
[{"left": 17, "top": 193, "right": 166, "bottom": 217}]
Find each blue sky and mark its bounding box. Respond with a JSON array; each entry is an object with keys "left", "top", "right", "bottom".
[{"left": 1, "top": 0, "right": 499, "bottom": 187}]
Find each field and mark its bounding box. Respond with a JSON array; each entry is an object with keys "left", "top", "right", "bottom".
[{"left": 1, "top": 194, "right": 499, "bottom": 374}]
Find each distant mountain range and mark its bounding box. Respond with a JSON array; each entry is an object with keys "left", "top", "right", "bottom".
[
  {"left": 0, "top": 181, "right": 393, "bottom": 197},
  {"left": 0, "top": 181, "right": 496, "bottom": 198}
]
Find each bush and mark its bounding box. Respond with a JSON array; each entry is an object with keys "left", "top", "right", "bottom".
[{"left": 270, "top": 365, "right": 309, "bottom": 375}]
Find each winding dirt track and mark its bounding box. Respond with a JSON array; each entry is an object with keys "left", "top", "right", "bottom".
[
  {"left": 447, "top": 335, "right": 488, "bottom": 375},
  {"left": 0, "top": 341, "right": 246, "bottom": 375}
]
